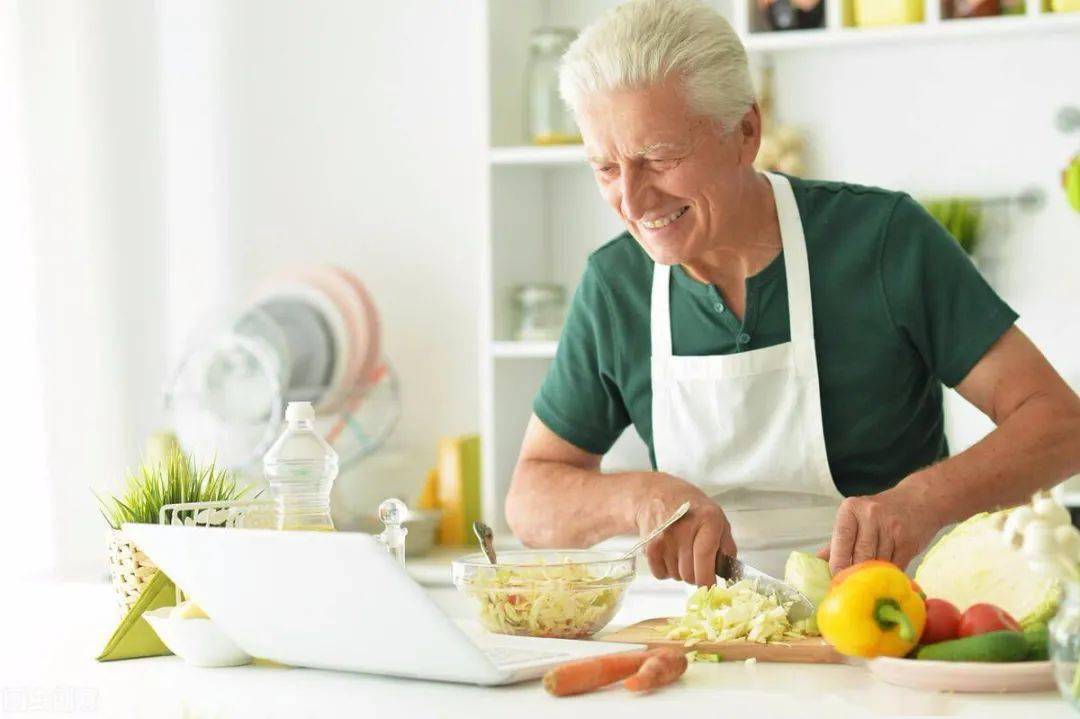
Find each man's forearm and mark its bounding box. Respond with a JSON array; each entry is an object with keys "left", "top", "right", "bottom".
[
  {"left": 505, "top": 459, "right": 652, "bottom": 547},
  {"left": 893, "top": 393, "right": 1080, "bottom": 527}
]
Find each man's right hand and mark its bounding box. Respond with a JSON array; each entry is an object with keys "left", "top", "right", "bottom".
[{"left": 634, "top": 474, "right": 736, "bottom": 586}]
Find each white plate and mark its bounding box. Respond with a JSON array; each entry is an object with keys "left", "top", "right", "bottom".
[
  {"left": 867, "top": 656, "right": 1055, "bottom": 693},
  {"left": 144, "top": 607, "right": 253, "bottom": 668}
]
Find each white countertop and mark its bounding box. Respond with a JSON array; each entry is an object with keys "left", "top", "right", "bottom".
[{"left": 2, "top": 577, "right": 1072, "bottom": 719}]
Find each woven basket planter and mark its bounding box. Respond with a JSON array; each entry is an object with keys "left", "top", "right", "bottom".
[{"left": 107, "top": 529, "right": 159, "bottom": 611}]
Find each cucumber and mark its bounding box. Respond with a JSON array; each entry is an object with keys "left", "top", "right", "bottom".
[
  {"left": 1023, "top": 623, "right": 1050, "bottom": 661},
  {"left": 916, "top": 631, "right": 1028, "bottom": 662}
]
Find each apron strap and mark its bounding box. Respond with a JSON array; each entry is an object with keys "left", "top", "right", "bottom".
[
  {"left": 650, "top": 263, "right": 673, "bottom": 359},
  {"left": 765, "top": 172, "right": 819, "bottom": 378}
]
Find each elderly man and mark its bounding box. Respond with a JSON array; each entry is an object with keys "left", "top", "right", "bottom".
[{"left": 504, "top": 0, "right": 1080, "bottom": 583}]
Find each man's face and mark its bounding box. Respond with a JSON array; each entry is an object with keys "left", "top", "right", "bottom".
[{"left": 576, "top": 76, "right": 759, "bottom": 266}]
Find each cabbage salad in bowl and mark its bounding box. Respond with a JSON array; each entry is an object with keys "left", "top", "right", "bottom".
[{"left": 451, "top": 550, "right": 635, "bottom": 639}]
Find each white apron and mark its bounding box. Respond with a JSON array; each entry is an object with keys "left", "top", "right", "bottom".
[{"left": 651, "top": 171, "right": 844, "bottom": 578}]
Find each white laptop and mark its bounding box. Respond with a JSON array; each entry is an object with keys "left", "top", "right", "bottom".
[{"left": 123, "top": 524, "right": 644, "bottom": 685}]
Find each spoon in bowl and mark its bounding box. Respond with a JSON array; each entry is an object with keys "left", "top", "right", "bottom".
[
  {"left": 619, "top": 501, "right": 691, "bottom": 560},
  {"left": 472, "top": 521, "right": 497, "bottom": 565}
]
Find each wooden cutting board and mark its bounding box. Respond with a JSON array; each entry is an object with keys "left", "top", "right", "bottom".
[{"left": 601, "top": 618, "right": 847, "bottom": 665}]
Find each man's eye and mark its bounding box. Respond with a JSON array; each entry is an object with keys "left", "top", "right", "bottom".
[
  {"left": 648, "top": 158, "right": 680, "bottom": 170},
  {"left": 594, "top": 165, "right": 617, "bottom": 176}
]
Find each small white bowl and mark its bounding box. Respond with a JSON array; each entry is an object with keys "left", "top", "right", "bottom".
[{"left": 143, "top": 607, "right": 253, "bottom": 667}]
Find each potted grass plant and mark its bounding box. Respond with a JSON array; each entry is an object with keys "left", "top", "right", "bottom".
[{"left": 95, "top": 443, "right": 254, "bottom": 610}]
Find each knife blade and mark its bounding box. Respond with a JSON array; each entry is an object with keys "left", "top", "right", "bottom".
[{"left": 715, "top": 553, "right": 815, "bottom": 622}]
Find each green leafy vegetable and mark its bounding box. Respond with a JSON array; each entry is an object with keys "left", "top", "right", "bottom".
[
  {"left": 784, "top": 551, "right": 831, "bottom": 634},
  {"left": 914, "top": 510, "right": 1061, "bottom": 627}
]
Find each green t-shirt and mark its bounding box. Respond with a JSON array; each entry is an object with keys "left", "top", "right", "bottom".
[{"left": 534, "top": 175, "right": 1017, "bottom": 497}]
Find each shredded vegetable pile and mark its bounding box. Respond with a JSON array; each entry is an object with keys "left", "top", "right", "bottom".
[
  {"left": 666, "top": 579, "right": 809, "bottom": 646},
  {"left": 462, "top": 561, "right": 628, "bottom": 638}
]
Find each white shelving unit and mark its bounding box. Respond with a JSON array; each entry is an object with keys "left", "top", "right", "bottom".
[
  {"left": 480, "top": 0, "right": 1080, "bottom": 535},
  {"left": 742, "top": 11, "right": 1080, "bottom": 53}
]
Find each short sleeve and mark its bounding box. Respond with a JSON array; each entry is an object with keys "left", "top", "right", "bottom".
[
  {"left": 880, "top": 194, "right": 1018, "bottom": 388},
  {"left": 533, "top": 262, "right": 630, "bottom": 454}
]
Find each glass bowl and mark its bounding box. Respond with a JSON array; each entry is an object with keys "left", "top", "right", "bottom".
[{"left": 451, "top": 549, "right": 635, "bottom": 639}]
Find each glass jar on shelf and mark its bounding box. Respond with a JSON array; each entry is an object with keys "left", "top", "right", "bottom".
[
  {"left": 524, "top": 27, "right": 580, "bottom": 146},
  {"left": 757, "top": 0, "right": 825, "bottom": 31},
  {"left": 513, "top": 283, "right": 566, "bottom": 342}
]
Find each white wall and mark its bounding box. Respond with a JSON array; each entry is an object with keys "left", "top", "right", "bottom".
[
  {"left": 11, "top": 0, "right": 486, "bottom": 579},
  {"left": 215, "top": 0, "right": 488, "bottom": 507}
]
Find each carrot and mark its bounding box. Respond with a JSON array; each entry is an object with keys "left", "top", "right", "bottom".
[
  {"left": 623, "top": 649, "right": 688, "bottom": 693},
  {"left": 542, "top": 651, "right": 651, "bottom": 696}
]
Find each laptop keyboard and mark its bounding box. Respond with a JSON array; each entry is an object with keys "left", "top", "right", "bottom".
[{"left": 482, "top": 645, "right": 572, "bottom": 668}]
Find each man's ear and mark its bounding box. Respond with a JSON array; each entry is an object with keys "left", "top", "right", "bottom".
[{"left": 739, "top": 103, "right": 763, "bottom": 165}]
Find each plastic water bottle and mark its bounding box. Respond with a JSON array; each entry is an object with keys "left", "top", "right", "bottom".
[{"left": 263, "top": 401, "right": 338, "bottom": 531}]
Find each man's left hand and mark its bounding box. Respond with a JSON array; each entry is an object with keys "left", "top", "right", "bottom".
[{"left": 817, "top": 485, "right": 943, "bottom": 575}]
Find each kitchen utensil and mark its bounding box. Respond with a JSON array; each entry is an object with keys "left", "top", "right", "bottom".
[
  {"left": 277, "top": 267, "right": 375, "bottom": 413},
  {"left": 866, "top": 656, "right": 1054, "bottom": 693},
  {"left": 472, "top": 521, "right": 497, "bottom": 564},
  {"left": 165, "top": 307, "right": 287, "bottom": 469},
  {"left": 452, "top": 549, "right": 635, "bottom": 638},
  {"left": 601, "top": 618, "right": 845, "bottom": 664},
  {"left": 325, "top": 361, "right": 402, "bottom": 468},
  {"left": 248, "top": 280, "right": 351, "bottom": 411},
  {"left": 166, "top": 266, "right": 397, "bottom": 471},
  {"left": 716, "top": 552, "right": 815, "bottom": 622},
  {"left": 143, "top": 607, "right": 253, "bottom": 668},
  {"left": 619, "top": 501, "right": 691, "bottom": 560}
]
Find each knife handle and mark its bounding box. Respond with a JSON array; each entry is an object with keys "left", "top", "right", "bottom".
[{"left": 715, "top": 552, "right": 737, "bottom": 580}]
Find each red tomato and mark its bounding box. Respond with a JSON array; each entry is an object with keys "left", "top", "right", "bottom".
[
  {"left": 958, "top": 603, "right": 1021, "bottom": 638},
  {"left": 921, "top": 598, "right": 962, "bottom": 645}
]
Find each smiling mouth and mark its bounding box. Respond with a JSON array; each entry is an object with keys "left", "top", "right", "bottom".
[{"left": 640, "top": 205, "right": 689, "bottom": 230}]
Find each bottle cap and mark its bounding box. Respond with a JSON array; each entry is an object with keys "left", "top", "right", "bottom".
[{"left": 285, "top": 401, "right": 315, "bottom": 422}]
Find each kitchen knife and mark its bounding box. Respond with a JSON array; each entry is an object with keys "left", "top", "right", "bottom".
[{"left": 715, "top": 553, "right": 815, "bottom": 622}]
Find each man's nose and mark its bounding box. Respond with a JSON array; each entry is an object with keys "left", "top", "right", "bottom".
[{"left": 620, "top": 165, "right": 653, "bottom": 222}]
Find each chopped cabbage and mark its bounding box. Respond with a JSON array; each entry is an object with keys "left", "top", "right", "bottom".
[
  {"left": 666, "top": 579, "right": 808, "bottom": 646},
  {"left": 687, "top": 651, "right": 724, "bottom": 663},
  {"left": 461, "top": 560, "right": 627, "bottom": 639}
]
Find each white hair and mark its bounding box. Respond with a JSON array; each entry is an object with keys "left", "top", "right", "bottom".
[{"left": 559, "top": 0, "right": 755, "bottom": 132}]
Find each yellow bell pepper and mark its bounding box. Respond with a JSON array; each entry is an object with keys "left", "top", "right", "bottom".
[{"left": 817, "top": 561, "right": 926, "bottom": 658}]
